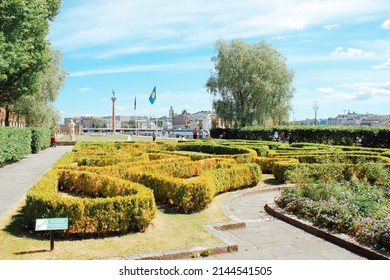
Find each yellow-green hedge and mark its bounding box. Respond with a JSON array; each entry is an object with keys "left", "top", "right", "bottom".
[
  {"left": 23, "top": 170, "right": 156, "bottom": 235},
  {"left": 22, "top": 141, "right": 263, "bottom": 233},
  {"left": 128, "top": 163, "right": 261, "bottom": 213}
]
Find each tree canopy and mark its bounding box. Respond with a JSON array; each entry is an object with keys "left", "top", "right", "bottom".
[
  {"left": 206, "top": 39, "right": 295, "bottom": 128},
  {"left": 0, "top": 0, "right": 62, "bottom": 125},
  {"left": 13, "top": 46, "right": 67, "bottom": 130}
]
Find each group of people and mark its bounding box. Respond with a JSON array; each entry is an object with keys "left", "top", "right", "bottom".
[
  {"left": 192, "top": 128, "right": 208, "bottom": 139},
  {"left": 274, "top": 131, "right": 293, "bottom": 144},
  {"left": 151, "top": 128, "right": 209, "bottom": 141}
]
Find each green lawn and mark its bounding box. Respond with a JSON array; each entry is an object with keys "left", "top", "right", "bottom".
[
  {"left": 0, "top": 192, "right": 229, "bottom": 260},
  {"left": 58, "top": 134, "right": 178, "bottom": 142},
  {"left": 57, "top": 134, "right": 159, "bottom": 142}
]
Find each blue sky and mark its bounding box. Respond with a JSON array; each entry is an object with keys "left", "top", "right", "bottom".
[{"left": 49, "top": 0, "right": 390, "bottom": 122}]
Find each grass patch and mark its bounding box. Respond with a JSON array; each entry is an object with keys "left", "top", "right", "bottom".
[
  {"left": 57, "top": 134, "right": 177, "bottom": 143},
  {"left": 58, "top": 134, "right": 130, "bottom": 142},
  {"left": 0, "top": 191, "right": 231, "bottom": 260}
]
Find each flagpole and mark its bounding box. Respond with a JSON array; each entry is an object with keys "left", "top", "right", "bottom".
[
  {"left": 148, "top": 86, "right": 157, "bottom": 134},
  {"left": 134, "top": 96, "right": 138, "bottom": 136}
]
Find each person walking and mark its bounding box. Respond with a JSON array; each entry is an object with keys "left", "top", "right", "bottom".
[
  {"left": 152, "top": 129, "right": 156, "bottom": 141},
  {"left": 193, "top": 128, "right": 197, "bottom": 139}
]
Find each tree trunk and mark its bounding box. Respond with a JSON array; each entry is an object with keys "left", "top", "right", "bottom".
[{"left": 5, "top": 105, "right": 10, "bottom": 127}]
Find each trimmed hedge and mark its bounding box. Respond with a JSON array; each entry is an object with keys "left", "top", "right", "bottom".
[
  {"left": 0, "top": 126, "right": 51, "bottom": 165},
  {"left": 272, "top": 162, "right": 390, "bottom": 184},
  {"left": 23, "top": 141, "right": 263, "bottom": 235},
  {"left": 30, "top": 127, "right": 51, "bottom": 154},
  {"left": 176, "top": 142, "right": 258, "bottom": 163},
  {"left": 128, "top": 163, "right": 261, "bottom": 213},
  {"left": 23, "top": 170, "right": 156, "bottom": 235},
  {"left": 0, "top": 126, "right": 31, "bottom": 165},
  {"left": 212, "top": 126, "right": 390, "bottom": 148}
]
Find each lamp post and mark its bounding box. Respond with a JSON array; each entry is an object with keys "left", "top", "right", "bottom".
[
  {"left": 313, "top": 101, "right": 319, "bottom": 126},
  {"left": 111, "top": 91, "right": 117, "bottom": 134}
]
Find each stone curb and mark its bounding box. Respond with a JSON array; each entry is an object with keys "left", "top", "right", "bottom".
[
  {"left": 118, "top": 222, "right": 243, "bottom": 260},
  {"left": 120, "top": 243, "right": 238, "bottom": 260},
  {"left": 56, "top": 141, "right": 77, "bottom": 146},
  {"left": 113, "top": 186, "right": 291, "bottom": 260},
  {"left": 264, "top": 202, "right": 390, "bottom": 260}
]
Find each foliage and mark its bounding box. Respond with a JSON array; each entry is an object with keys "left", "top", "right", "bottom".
[
  {"left": 212, "top": 125, "right": 390, "bottom": 148},
  {"left": 14, "top": 96, "right": 61, "bottom": 130},
  {"left": 23, "top": 170, "right": 156, "bottom": 235},
  {"left": 0, "top": 0, "right": 62, "bottom": 126},
  {"left": 24, "top": 140, "right": 263, "bottom": 234},
  {"left": 29, "top": 127, "right": 51, "bottom": 153},
  {"left": 275, "top": 181, "right": 390, "bottom": 251},
  {"left": 0, "top": 126, "right": 31, "bottom": 164},
  {"left": 206, "top": 39, "right": 294, "bottom": 127},
  {"left": 275, "top": 154, "right": 390, "bottom": 253},
  {"left": 12, "top": 46, "right": 66, "bottom": 130}
]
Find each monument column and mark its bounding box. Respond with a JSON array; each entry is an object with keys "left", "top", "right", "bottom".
[{"left": 111, "top": 91, "right": 117, "bottom": 134}]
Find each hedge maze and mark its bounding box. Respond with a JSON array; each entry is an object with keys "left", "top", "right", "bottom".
[
  {"left": 23, "top": 139, "right": 390, "bottom": 238},
  {"left": 23, "top": 140, "right": 262, "bottom": 236}
]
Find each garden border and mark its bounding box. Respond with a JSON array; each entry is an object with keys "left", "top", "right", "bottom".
[
  {"left": 113, "top": 222, "right": 243, "bottom": 260},
  {"left": 265, "top": 202, "right": 390, "bottom": 260}
]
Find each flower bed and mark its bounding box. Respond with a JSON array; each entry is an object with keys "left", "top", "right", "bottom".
[{"left": 275, "top": 182, "right": 390, "bottom": 253}]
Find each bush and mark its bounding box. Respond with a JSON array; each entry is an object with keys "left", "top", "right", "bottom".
[
  {"left": 23, "top": 170, "right": 156, "bottom": 235},
  {"left": 0, "top": 126, "right": 31, "bottom": 165},
  {"left": 30, "top": 127, "right": 51, "bottom": 153},
  {"left": 127, "top": 163, "right": 261, "bottom": 213},
  {"left": 211, "top": 126, "right": 390, "bottom": 148}
]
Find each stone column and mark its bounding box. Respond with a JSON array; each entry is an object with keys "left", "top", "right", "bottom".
[{"left": 111, "top": 91, "right": 117, "bottom": 134}]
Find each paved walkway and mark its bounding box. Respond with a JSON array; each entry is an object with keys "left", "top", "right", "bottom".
[
  {"left": 0, "top": 146, "right": 366, "bottom": 260},
  {"left": 204, "top": 186, "right": 364, "bottom": 260},
  {"left": 0, "top": 146, "right": 74, "bottom": 216}
]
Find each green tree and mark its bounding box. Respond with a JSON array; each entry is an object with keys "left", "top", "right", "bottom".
[
  {"left": 92, "top": 118, "right": 106, "bottom": 128},
  {"left": 206, "top": 39, "right": 294, "bottom": 128},
  {"left": 13, "top": 46, "right": 67, "bottom": 130},
  {"left": 128, "top": 119, "right": 136, "bottom": 128},
  {"left": 0, "top": 0, "right": 61, "bottom": 125},
  {"left": 14, "top": 97, "right": 60, "bottom": 130}
]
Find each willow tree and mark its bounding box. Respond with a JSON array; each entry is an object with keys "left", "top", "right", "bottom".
[
  {"left": 13, "top": 46, "right": 67, "bottom": 130},
  {"left": 206, "top": 39, "right": 294, "bottom": 128},
  {"left": 0, "top": 0, "right": 61, "bottom": 126}
]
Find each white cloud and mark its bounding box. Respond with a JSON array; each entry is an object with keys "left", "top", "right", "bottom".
[
  {"left": 69, "top": 62, "right": 208, "bottom": 77},
  {"left": 382, "top": 18, "right": 390, "bottom": 29},
  {"left": 318, "top": 81, "right": 390, "bottom": 102},
  {"left": 372, "top": 58, "right": 390, "bottom": 69},
  {"left": 330, "top": 47, "right": 376, "bottom": 58},
  {"left": 78, "top": 87, "right": 92, "bottom": 92},
  {"left": 115, "top": 105, "right": 126, "bottom": 113},
  {"left": 271, "top": 35, "right": 286, "bottom": 40},
  {"left": 280, "top": 18, "right": 307, "bottom": 30},
  {"left": 323, "top": 24, "right": 340, "bottom": 30},
  {"left": 317, "top": 87, "right": 354, "bottom": 100},
  {"left": 96, "top": 42, "right": 201, "bottom": 59},
  {"left": 50, "top": 0, "right": 390, "bottom": 53}
]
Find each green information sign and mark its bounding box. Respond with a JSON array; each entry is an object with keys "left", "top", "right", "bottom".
[{"left": 35, "top": 218, "right": 68, "bottom": 231}]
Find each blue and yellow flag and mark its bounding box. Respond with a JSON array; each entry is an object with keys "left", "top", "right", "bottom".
[{"left": 149, "top": 86, "right": 156, "bottom": 104}]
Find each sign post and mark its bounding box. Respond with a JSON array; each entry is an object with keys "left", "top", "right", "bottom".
[{"left": 35, "top": 218, "right": 68, "bottom": 251}]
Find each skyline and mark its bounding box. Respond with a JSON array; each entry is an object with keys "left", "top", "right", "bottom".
[{"left": 49, "top": 0, "right": 390, "bottom": 122}]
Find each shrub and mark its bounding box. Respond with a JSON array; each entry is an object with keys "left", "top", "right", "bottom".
[
  {"left": 211, "top": 126, "right": 390, "bottom": 148},
  {"left": 0, "top": 126, "right": 31, "bottom": 165},
  {"left": 30, "top": 127, "right": 51, "bottom": 154},
  {"left": 23, "top": 170, "right": 156, "bottom": 235},
  {"left": 126, "top": 163, "right": 261, "bottom": 213}
]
